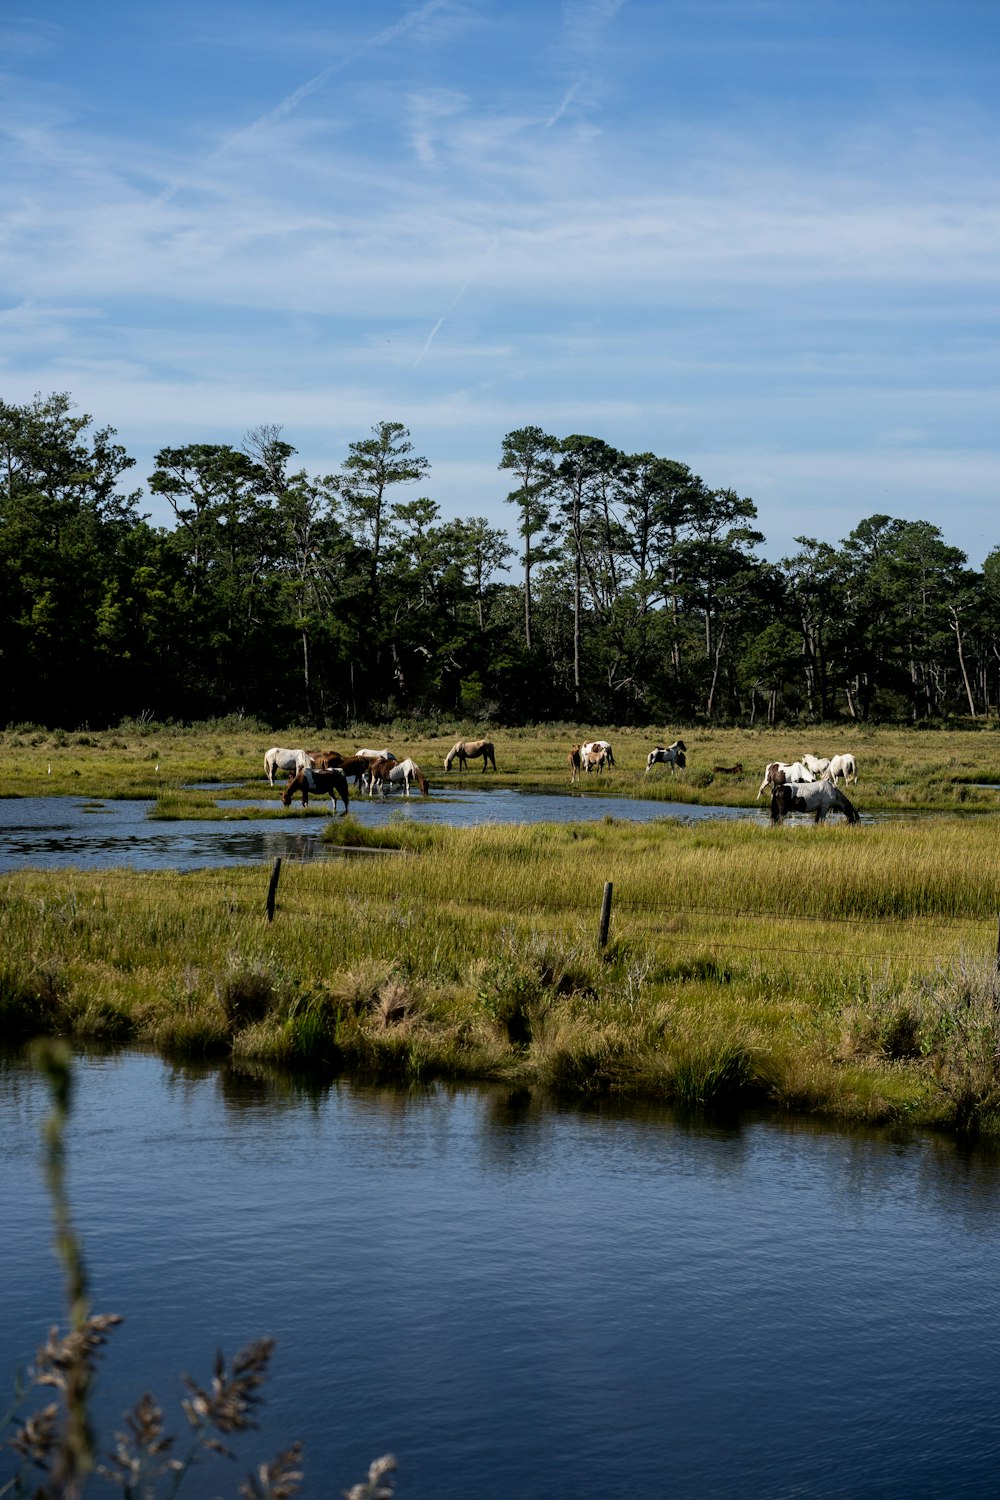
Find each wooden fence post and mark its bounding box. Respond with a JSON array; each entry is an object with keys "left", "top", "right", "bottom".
[
  {"left": 266, "top": 857, "right": 282, "bottom": 923},
  {"left": 995, "top": 912, "right": 1000, "bottom": 973},
  {"left": 599, "top": 881, "right": 613, "bottom": 950}
]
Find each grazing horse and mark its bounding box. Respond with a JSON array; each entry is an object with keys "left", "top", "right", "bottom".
[
  {"left": 281, "top": 765, "right": 350, "bottom": 813},
  {"left": 264, "top": 747, "right": 309, "bottom": 786},
  {"left": 444, "top": 738, "right": 497, "bottom": 772},
  {"left": 367, "top": 756, "right": 429, "bottom": 796},
  {"left": 801, "top": 753, "right": 831, "bottom": 777},
  {"left": 646, "top": 740, "right": 687, "bottom": 774},
  {"left": 756, "top": 761, "right": 816, "bottom": 798},
  {"left": 581, "top": 740, "right": 615, "bottom": 767},
  {"left": 713, "top": 763, "right": 743, "bottom": 774},
  {"left": 583, "top": 746, "right": 608, "bottom": 775},
  {"left": 355, "top": 748, "right": 396, "bottom": 764},
  {"left": 770, "top": 780, "right": 859, "bottom": 825},
  {"left": 568, "top": 745, "right": 582, "bottom": 783},
  {"left": 825, "top": 753, "right": 858, "bottom": 786}
]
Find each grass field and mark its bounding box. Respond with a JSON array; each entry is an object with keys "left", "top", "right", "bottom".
[
  {"left": 4, "top": 719, "right": 1000, "bottom": 1135},
  {"left": 3, "top": 717, "right": 1000, "bottom": 809}
]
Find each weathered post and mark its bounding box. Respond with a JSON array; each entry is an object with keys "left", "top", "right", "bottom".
[
  {"left": 266, "top": 857, "right": 282, "bottom": 923},
  {"left": 598, "top": 881, "right": 613, "bottom": 950},
  {"left": 995, "top": 912, "right": 1000, "bottom": 973}
]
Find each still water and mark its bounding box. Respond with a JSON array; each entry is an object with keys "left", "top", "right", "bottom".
[
  {"left": 0, "top": 786, "right": 909, "bottom": 874},
  {"left": 0, "top": 789, "right": 766, "bottom": 873},
  {"left": 3, "top": 1051, "right": 1000, "bottom": 1499}
]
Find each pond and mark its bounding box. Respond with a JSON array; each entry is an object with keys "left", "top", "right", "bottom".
[
  {"left": 3, "top": 1050, "right": 1000, "bottom": 1499},
  {"left": 0, "top": 787, "right": 765, "bottom": 873},
  {"left": 0, "top": 785, "right": 911, "bottom": 874}
]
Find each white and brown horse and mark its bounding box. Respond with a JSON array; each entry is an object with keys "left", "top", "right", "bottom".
[
  {"left": 367, "top": 756, "right": 429, "bottom": 797},
  {"left": 281, "top": 765, "right": 350, "bottom": 813},
  {"left": 444, "top": 738, "right": 497, "bottom": 772},
  {"left": 771, "top": 780, "right": 859, "bottom": 825},
  {"left": 646, "top": 740, "right": 687, "bottom": 774},
  {"left": 580, "top": 740, "right": 614, "bottom": 768}
]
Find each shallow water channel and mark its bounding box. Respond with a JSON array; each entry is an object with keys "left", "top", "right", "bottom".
[
  {"left": 3, "top": 1050, "right": 1000, "bottom": 1499},
  {"left": 0, "top": 783, "right": 904, "bottom": 873},
  {"left": 0, "top": 786, "right": 765, "bottom": 873}
]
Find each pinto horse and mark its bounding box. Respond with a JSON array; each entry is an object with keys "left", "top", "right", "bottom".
[
  {"left": 444, "top": 738, "right": 497, "bottom": 772},
  {"left": 366, "top": 757, "right": 429, "bottom": 797},
  {"left": 646, "top": 740, "right": 687, "bottom": 774},
  {"left": 281, "top": 765, "right": 350, "bottom": 813}
]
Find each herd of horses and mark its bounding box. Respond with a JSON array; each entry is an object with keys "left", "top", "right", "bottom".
[{"left": 265, "top": 735, "right": 862, "bottom": 824}]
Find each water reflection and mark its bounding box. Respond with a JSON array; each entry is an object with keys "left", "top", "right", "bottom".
[{"left": 4, "top": 1050, "right": 1000, "bottom": 1498}]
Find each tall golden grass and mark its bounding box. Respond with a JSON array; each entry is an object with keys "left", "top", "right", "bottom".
[{"left": 5, "top": 808, "right": 1000, "bottom": 1131}]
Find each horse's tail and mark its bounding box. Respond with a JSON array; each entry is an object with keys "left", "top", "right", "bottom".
[
  {"left": 265, "top": 751, "right": 274, "bottom": 785},
  {"left": 416, "top": 768, "right": 429, "bottom": 796}
]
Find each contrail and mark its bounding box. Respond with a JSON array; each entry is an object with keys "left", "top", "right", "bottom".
[
  {"left": 159, "top": 0, "right": 450, "bottom": 203},
  {"left": 413, "top": 235, "right": 500, "bottom": 367},
  {"left": 545, "top": 80, "right": 582, "bottom": 128}
]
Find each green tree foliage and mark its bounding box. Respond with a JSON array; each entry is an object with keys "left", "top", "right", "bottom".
[{"left": 2, "top": 390, "right": 996, "bottom": 728}]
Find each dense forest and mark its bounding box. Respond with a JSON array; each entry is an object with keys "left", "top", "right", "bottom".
[{"left": 2, "top": 391, "right": 997, "bottom": 730}]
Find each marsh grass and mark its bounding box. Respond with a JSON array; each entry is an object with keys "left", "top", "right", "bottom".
[
  {"left": 4, "top": 805, "right": 1000, "bottom": 1129},
  {"left": 5, "top": 719, "right": 1000, "bottom": 816}
]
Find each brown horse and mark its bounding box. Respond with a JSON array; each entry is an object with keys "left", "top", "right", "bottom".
[
  {"left": 281, "top": 765, "right": 350, "bottom": 812},
  {"left": 307, "top": 750, "right": 344, "bottom": 770},
  {"left": 339, "top": 755, "right": 375, "bottom": 787},
  {"left": 568, "top": 745, "right": 582, "bottom": 783},
  {"left": 444, "top": 738, "right": 497, "bottom": 772}
]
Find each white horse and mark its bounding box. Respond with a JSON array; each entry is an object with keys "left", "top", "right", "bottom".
[
  {"left": 264, "top": 747, "right": 309, "bottom": 786},
  {"left": 801, "top": 754, "right": 831, "bottom": 777},
  {"left": 581, "top": 740, "right": 615, "bottom": 768},
  {"left": 646, "top": 740, "right": 687, "bottom": 774},
  {"left": 757, "top": 761, "right": 816, "bottom": 798},
  {"left": 771, "top": 780, "right": 860, "bottom": 825},
  {"left": 825, "top": 753, "right": 858, "bottom": 786},
  {"left": 355, "top": 748, "right": 396, "bottom": 763}
]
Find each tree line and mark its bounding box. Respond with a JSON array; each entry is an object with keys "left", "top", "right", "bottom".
[{"left": 2, "top": 391, "right": 998, "bottom": 729}]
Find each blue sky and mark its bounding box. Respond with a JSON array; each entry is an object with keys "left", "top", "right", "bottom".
[{"left": 3, "top": 0, "right": 999, "bottom": 562}]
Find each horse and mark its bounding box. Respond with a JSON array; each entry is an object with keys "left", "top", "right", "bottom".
[
  {"left": 339, "top": 755, "right": 375, "bottom": 788},
  {"left": 355, "top": 748, "right": 396, "bottom": 763},
  {"left": 801, "top": 753, "right": 831, "bottom": 777},
  {"left": 280, "top": 765, "right": 350, "bottom": 813},
  {"left": 713, "top": 763, "right": 743, "bottom": 774},
  {"left": 264, "top": 747, "right": 309, "bottom": 786},
  {"left": 367, "top": 756, "right": 429, "bottom": 797},
  {"left": 583, "top": 746, "right": 608, "bottom": 775},
  {"left": 756, "top": 761, "right": 816, "bottom": 798},
  {"left": 770, "top": 780, "right": 859, "bottom": 825},
  {"left": 646, "top": 740, "right": 687, "bottom": 774},
  {"left": 825, "top": 753, "right": 858, "bottom": 786},
  {"left": 581, "top": 740, "right": 615, "bottom": 767},
  {"left": 568, "top": 745, "right": 582, "bottom": 783},
  {"left": 388, "top": 758, "right": 430, "bottom": 796},
  {"left": 444, "top": 738, "right": 497, "bottom": 772}
]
